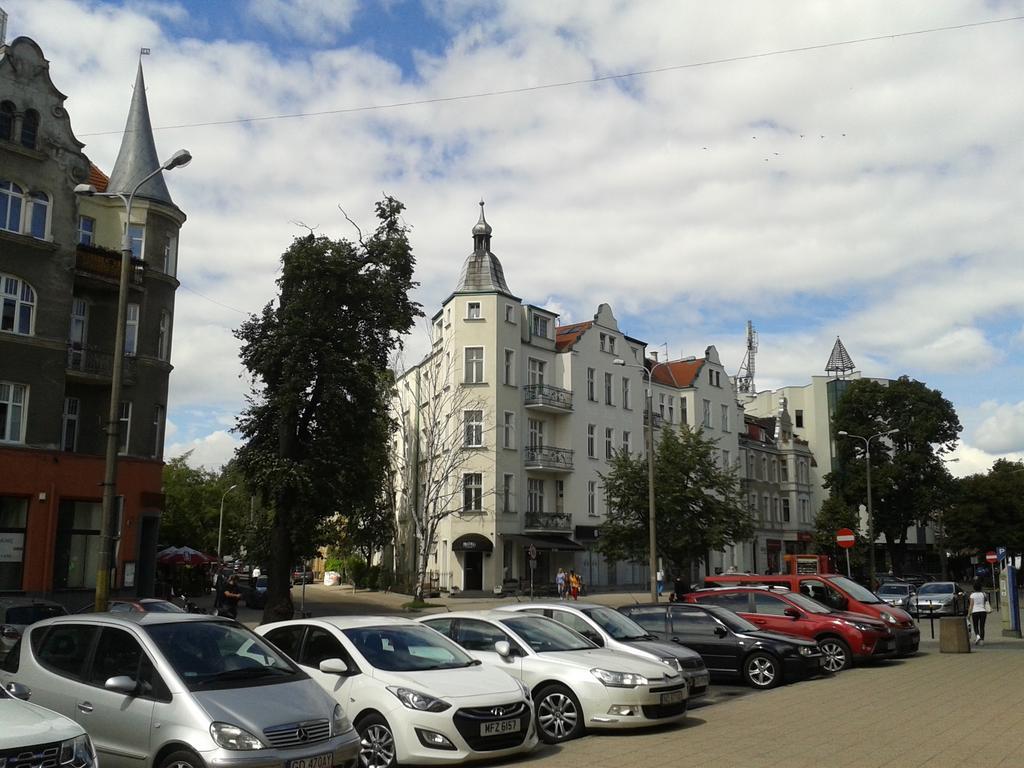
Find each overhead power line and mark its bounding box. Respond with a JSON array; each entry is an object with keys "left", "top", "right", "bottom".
[{"left": 78, "top": 15, "right": 1024, "bottom": 137}]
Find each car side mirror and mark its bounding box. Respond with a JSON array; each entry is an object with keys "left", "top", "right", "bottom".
[
  {"left": 5, "top": 682, "right": 30, "bottom": 700},
  {"left": 104, "top": 676, "right": 140, "bottom": 695},
  {"left": 319, "top": 657, "right": 349, "bottom": 675},
  {"left": 836, "top": 597, "right": 849, "bottom": 611},
  {"left": 714, "top": 627, "right": 728, "bottom": 638},
  {"left": 494, "top": 640, "right": 512, "bottom": 658},
  {"left": 583, "top": 631, "right": 604, "bottom": 646},
  {"left": 784, "top": 607, "right": 801, "bottom": 620}
]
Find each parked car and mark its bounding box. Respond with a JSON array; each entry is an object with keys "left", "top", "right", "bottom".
[
  {"left": 0, "top": 597, "right": 67, "bottom": 661},
  {"left": 76, "top": 598, "right": 185, "bottom": 614},
  {"left": 257, "top": 616, "right": 537, "bottom": 767},
  {"left": 704, "top": 572, "right": 920, "bottom": 656},
  {"left": 1, "top": 679, "right": 97, "bottom": 768},
  {"left": 292, "top": 567, "right": 315, "bottom": 585},
  {"left": 685, "top": 587, "right": 896, "bottom": 672},
  {"left": 497, "top": 602, "right": 710, "bottom": 699},
  {"left": 244, "top": 576, "right": 269, "bottom": 609},
  {"left": 0, "top": 612, "right": 360, "bottom": 768},
  {"left": 877, "top": 582, "right": 915, "bottom": 610},
  {"left": 618, "top": 602, "right": 825, "bottom": 690},
  {"left": 419, "top": 610, "right": 688, "bottom": 743},
  {"left": 909, "top": 582, "right": 968, "bottom": 617}
]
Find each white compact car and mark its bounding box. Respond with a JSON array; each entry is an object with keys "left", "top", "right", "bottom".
[
  {"left": 1, "top": 681, "right": 97, "bottom": 768},
  {"left": 257, "top": 616, "right": 537, "bottom": 768},
  {"left": 419, "top": 610, "right": 687, "bottom": 744}
]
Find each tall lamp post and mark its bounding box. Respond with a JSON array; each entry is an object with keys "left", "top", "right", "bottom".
[
  {"left": 218, "top": 484, "right": 239, "bottom": 564},
  {"left": 937, "top": 457, "right": 960, "bottom": 580},
  {"left": 613, "top": 357, "right": 669, "bottom": 602},
  {"left": 837, "top": 428, "right": 899, "bottom": 588},
  {"left": 74, "top": 149, "right": 192, "bottom": 611}
]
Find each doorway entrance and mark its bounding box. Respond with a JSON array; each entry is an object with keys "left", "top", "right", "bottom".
[{"left": 463, "top": 551, "right": 483, "bottom": 590}]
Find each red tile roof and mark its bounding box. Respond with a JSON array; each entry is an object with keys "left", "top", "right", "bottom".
[
  {"left": 651, "top": 359, "right": 703, "bottom": 388},
  {"left": 556, "top": 321, "right": 593, "bottom": 351},
  {"left": 88, "top": 164, "right": 109, "bottom": 192}
]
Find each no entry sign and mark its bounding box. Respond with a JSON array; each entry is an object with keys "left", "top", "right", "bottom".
[
  {"left": 986, "top": 551, "right": 998, "bottom": 564},
  {"left": 836, "top": 528, "right": 856, "bottom": 549}
]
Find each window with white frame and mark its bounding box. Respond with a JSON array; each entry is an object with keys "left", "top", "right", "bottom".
[
  {"left": 528, "top": 418, "right": 544, "bottom": 448},
  {"left": 588, "top": 481, "right": 597, "bottom": 516},
  {"left": 531, "top": 314, "right": 548, "bottom": 338},
  {"left": 782, "top": 498, "right": 791, "bottom": 522},
  {"left": 722, "top": 449, "right": 730, "bottom": 469},
  {"left": 128, "top": 224, "right": 145, "bottom": 260},
  {"left": 587, "top": 368, "right": 596, "bottom": 401},
  {"left": 622, "top": 430, "right": 631, "bottom": 454},
  {"left": 759, "top": 495, "right": 767, "bottom": 519},
  {"left": 528, "top": 358, "right": 545, "bottom": 386},
  {"left": 527, "top": 478, "right": 544, "bottom": 513},
  {"left": 761, "top": 456, "right": 767, "bottom": 479},
  {"left": 1, "top": 274, "right": 35, "bottom": 335},
  {"left": 158, "top": 310, "right": 171, "bottom": 361},
  {"left": 667, "top": 397, "right": 674, "bottom": 423},
  {"left": 780, "top": 458, "right": 789, "bottom": 482},
  {"left": 800, "top": 498, "right": 809, "bottom": 522},
  {"left": 702, "top": 399, "right": 712, "bottom": 428},
  {"left": 604, "top": 372, "right": 613, "bottom": 405},
  {"left": 605, "top": 427, "right": 614, "bottom": 458},
  {"left": 622, "top": 377, "right": 631, "bottom": 409},
  {"left": 62, "top": 397, "right": 79, "bottom": 452},
  {"left": 78, "top": 216, "right": 95, "bottom": 245},
  {"left": 721, "top": 404, "right": 729, "bottom": 432},
  {"left": 658, "top": 393, "right": 666, "bottom": 419},
  {"left": 0, "top": 181, "right": 22, "bottom": 233},
  {"left": 463, "top": 347, "right": 484, "bottom": 383},
  {"left": 503, "top": 349, "right": 515, "bottom": 385},
  {"left": 163, "top": 235, "right": 178, "bottom": 276},
  {"left": 771, "top": 497, "right": 779, "bottom": 522},
  {"left": 555, "top": 480, "right": 565, "bottom": 514},
  {"left": 0, "top": 382, "right": 27, "bottom": 443},
  {"left": 503, "top": 411, "right": 515, "bottom": 449},
  {"left": 502, "top": 473, "right": 515, "bottom": 513},
  {"left": 117, "top": 401, "right": 132, "bottom": 454},
  {"left": 770, "top": 459, "right": 777, "bottom": 481},
  {"left": 505, "top": 304, "right": 516, "bottom": 323},
  {"left": 708, "top": 368, "right": 714, "bottom": 385},
  {"left": 464, "top": 409, "right": 483, "bottom": 447},
  {"left": 599, "top": 333, "right": 608, "bottom": 351},
  {"left": 27, "top": 192, "right": 49, "bottom": 239},
  {"left": 747, "top": 453, "right": 754, "bottom": 478},
  {"left": 125, "top": 303, "right": 140, "bottom": 356},
  {"left": 153, "top": 404, "right": 165, "bottom": 459},
  {"left": 680, "top": 397, "right": 688, "bottom": 425},
  {"left": 466, "top": 301, "right": 481, "bottom": 319},
  {"left": 0, "top": 184, "right": 49, "bottom": 240},
  {"left": 587, "top": 424, "right": 596, "bottom": 458},
  {"left": 463, "top": 473, "right": 483, "bottom": 512}
]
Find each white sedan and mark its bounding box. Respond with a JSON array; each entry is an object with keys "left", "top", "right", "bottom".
[
  {"left": 256, "top": 616, "right": 536, "bottom": 768},
  {"left": 1, "top": 681, "right": 97, "bottom": 768},
  {"left": 419, "top": 610, "right": 687, "bottom": 744}
]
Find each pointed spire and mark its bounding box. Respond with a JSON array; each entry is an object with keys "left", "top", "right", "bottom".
[
  {"left": 825, "top": 336, "right": 856, "bottom": 378},
  {"left": 472, "top": 199, "right": 492, "bottom": 248},
  {"left": 455, "top": 200, "right": 512, "bottom": 295},
  {"left": 107, "top": 60, "right": 175, "bottom": 206}
]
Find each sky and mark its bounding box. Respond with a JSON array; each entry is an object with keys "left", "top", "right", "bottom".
[{"left": 6, "top": 0, "right": 1024, "bottom": 475}]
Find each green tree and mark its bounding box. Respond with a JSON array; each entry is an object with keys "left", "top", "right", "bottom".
[
  {"left": 944, "top": 460, "right": 1024, "bottom": 556},
  {"left": 161, "top": 453, "right": 249, "bottom": 558},
  {"left": 235, "top": 197, "right": 420, "bottom": 622},
  {"left": 826, "top": 376, "right": 960, "bottom": 574},
  {"left": 812, "top": 494, "right": 865, "bottom": 576},
  {"left": 597, "top": 425, "right": 754, "bottom": 579}
]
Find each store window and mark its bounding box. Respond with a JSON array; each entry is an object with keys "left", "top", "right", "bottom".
[
  {"left": 0, "top": 497, "right": 28, "bottom": 590},
  {"left": 54, "top": 500, "right": 103, "bottom": 590}
]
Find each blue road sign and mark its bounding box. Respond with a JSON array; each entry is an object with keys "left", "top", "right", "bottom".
[{"left": 997, "top": 546, "right": 1007, "bottom": 562}]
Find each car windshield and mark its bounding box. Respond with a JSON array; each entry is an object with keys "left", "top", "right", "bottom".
[
  {"left": 344, "top": 625, "right": 476, "bottom": 671},
  {"left": 6, "top": 604, "right": 67, "bottom": 624},
  {"left": 690, "top": 605, "right": 760, "bottom": 633},
  {"left": 147, "top": 620, "right": 299, "bottom": 691},
  {"left": 582, "top": 607, "right": 651, "bottom": 640},
  {"left": 826, "top": 575, "right": 883, "bottom": 604},
  {"left": 500, "top": 615, "right": 596, "bottom": 652},
  {"left": 783, "top": 593, "right": 833, "bottom": 614},
  {"left": 918, "top": 583, "right": 955, "bottom": 596},
  {"left": 878, "top": 584, "right": 911, "bottom": 596}
]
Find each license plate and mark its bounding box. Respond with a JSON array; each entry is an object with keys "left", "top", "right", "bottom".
[
  {"left": 660, "top": 690, "right": 685, "bottom": 705},
  {"left": 882, "top": 640, "right": 895, "bottom": 650},
  {"left": 287, "top": 753, "right": 332, "bottom": 768},
  {"left": 481, "top": 719, "right": 521, "bottom": 737}
]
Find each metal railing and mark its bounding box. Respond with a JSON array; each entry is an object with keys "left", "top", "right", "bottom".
[
  {"left": 75, "top": 247, "right": 144, "bottom": 285},
  {"left": 523, "top": 383, "right": 573, "bottom": 410},
  {"left": 524, "top": 510, "right": 572, "bottom": 531},
  {"left": 66, "top": 344, "right": 137, "bottom": 383},
  {"left": 523, "top": 445, "right": 574, "bottom": 471}
]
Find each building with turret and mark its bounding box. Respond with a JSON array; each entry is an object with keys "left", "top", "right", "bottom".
[{"left": 0, "top": 36, "right": 184, "bottom": 600}]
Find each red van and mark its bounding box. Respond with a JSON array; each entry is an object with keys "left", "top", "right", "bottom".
[
  {"left": 685, "top": 587, "right": 897, "bottom": 672},
  {"left": 703, "top": 573, "right": 919, "bottom": 656}
]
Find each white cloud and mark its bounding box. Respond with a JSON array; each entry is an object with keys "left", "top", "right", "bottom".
[
  {"left": 974, "top": 400, "right": 1024, "bottom": 454},
  {"left": 946, "top": 441, "right": 1024, "bottom": 478},
  {"left": 166, "top": 430, "right": 241, "bottom": 470},
  {"left": 247, "top": 0, "right": 360, "bottom": 44}
]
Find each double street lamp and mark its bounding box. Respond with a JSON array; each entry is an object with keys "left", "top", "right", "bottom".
[
  {"left": 837, "top": 428, "right": 899, "bottom": 588},
  {"left": 74, "top": 149, "right": 192, "bottom": 611},
  {"left": 613, "top": 357, "right": 670, "bottom": 602}
]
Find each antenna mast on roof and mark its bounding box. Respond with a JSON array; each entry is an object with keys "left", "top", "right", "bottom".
[{"left": 736, "top": 320, "right": 757, "bottom": 394}]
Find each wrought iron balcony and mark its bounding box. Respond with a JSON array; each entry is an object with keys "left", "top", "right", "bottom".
[
  {"left": 524, "top": 510, "right": 572, "bottom": 532},
  {"left": 523, "top": 445, "right": 574, "bottom": 472},
  {"left": 75, "top": 246, "right": 144, "bottom": 285},
  {"left": 523, "top": 383, "right": 573, "bottom": 413},
  {"left": 66, "top": 344, "right": 137, "bottom": 385},
  {"left": 643, "top": 411, "right": 665, "bottom": 428}
]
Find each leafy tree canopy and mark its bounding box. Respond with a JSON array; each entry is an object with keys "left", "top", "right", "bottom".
[{"left": 944, "top": 459, "right": 1024, "bottom": 555}]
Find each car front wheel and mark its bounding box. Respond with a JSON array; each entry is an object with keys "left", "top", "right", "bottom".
[
  {"left": 158, "top": 750, "right": 204, "bottom": 768},
  {"left": 534, "top": 683, "right": 585, "bottom": 743},
  {"left": 818, "top": 637, "right": 851, "bottom": 673},
  {"left": 356, "top": 713, "right": 397, "bottom": 768},
  {"left": 743, "top": 652, "right": 781, "bottom": 690}
]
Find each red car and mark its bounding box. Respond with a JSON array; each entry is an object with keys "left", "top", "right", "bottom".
[{"left": 685, "top": 587, "right": 897, "bottom": 672}]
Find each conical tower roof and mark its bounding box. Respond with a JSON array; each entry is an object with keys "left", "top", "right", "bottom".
[
  {"left": 107, "top": 60, "right": 175, "bottom": 206},
  {"left": 454, "top": 201, "right": 513, "bottom": 296},
  {"left": 825, "top": 336, "right": 856, "bottom": 378}
]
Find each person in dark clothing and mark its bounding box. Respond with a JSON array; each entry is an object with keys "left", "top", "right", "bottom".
[{"left": 217, "top": 574, "right": 242, "bottom": 619}]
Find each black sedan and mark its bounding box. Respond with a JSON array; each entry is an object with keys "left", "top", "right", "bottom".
[{"left": 619, "top": 602, "right": 826, "bottom": 690}]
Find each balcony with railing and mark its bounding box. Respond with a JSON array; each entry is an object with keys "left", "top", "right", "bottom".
[
  {"left": 524, "top": 510, "right": 572, "bottom": 532},
  {"left": 75, "top": 246, "right": 144, "bottom": 286},
  {"left": 523, "top": 383, "right": 573, "bottom": 413},
  {"left": 66, "top": 345, "right": 137, "bottom": 385},
  {"left": 643, "top": 411, "right": 665, "bottom": 428},
  {"left": 523, "top": 445, "right": 574, "bottom": 473}
]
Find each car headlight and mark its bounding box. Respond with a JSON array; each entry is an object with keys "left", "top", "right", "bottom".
[
  {"left": 844, "top": 620, "right": 877, "bottom": 632},
  {"left": 798, "top": 646, "right": 815, "bottom": 657},
  {"left": 879, "top": 611, "right": 897, "bottom": 624},
  {"left": 660, "top": 656, "right": 683, "bottom": 671},
  {"left": 331, "top": 703, "right": 351, "bottom": 735},
  {"left": 590, "top": 668, "right": 648, "bottom": 688},
  {"left": 387, "top": 686, "right": 451, "bottom": 712},
  {"left": 60, "top": 735, "right": 96, "bottom": 768},
  {"left": 210, "top": 722, "right": 265, "bottom": 750}
]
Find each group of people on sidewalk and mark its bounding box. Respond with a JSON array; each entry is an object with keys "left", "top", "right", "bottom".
[{"left": 555, "top": 568, "right": 583, "bottom": 600}]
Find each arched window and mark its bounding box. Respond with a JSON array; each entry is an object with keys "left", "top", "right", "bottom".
[
  {"left": 21, "top": 109, "right": 39, "bottom": 149},
  {"left": 1, "top": 274, "right": 36, "bottom": 335},
  {"left": 0, "top": 181, "right": 23, "bottom": 233},
  {"left": 0, "top": 101, "right": 14, "bottom": 141},
  {"left": 27, "top": 191, "right": 49, "bottom": 239}
]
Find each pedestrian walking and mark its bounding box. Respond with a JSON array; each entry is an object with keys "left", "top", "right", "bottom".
[
  {"left": 569, "top": 570, "right": 580, "bottom": 601},
  {"left": 968, "top": 580, "right": 991, "bottom": 646},
  {"left": 555, "top": 568, "right": 566, "bottom": 600},
  {"left": 217, "top": 574, "right": 242, "bottom": 619},
  {"left": 656, "top": 568, "right": 665, "bottom": 597}
]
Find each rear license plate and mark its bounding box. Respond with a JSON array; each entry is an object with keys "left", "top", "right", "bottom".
[
  {"left": 661, "top": 690, "right": 685, "bottom": 705},
  {"left": 287, "top": 753, "right": 332, "bottom": 768},
  {"left": 481, "top": 718, "right": 520, "bottom": 736}
]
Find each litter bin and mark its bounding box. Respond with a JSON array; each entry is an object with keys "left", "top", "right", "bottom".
[{"left": 939, "top": 616, "right": 971, "bottom": 653}]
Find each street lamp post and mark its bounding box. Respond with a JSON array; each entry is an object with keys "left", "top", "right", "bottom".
[
  {"left": 614, "top": 357, "right": 669, "bottom": 602},
  {"left": 74, "top": 149, "right": 192, "bottom": 611},
  {"left": 937, "top": 457, "right": 960, "bottom": 580},
  {"left": 837, "top": 428, "right": 899, "bottom": 588},
  {"left": 218, "top": 484, "right": 239, "bottom": 563}
]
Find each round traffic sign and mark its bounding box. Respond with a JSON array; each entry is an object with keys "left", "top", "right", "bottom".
[
  {"left": 986, "top": 551, "right": 998, "bottom": 564},
  {"left": 836, "top": 528, "right": 856, "bottom": 549},
  {"left": 528, "top": 544, "right": 538, "bottom": 561}
]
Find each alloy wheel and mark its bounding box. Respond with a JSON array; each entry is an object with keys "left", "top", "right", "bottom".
[
  {"left": 538, "top": 691, "right": 579, "bottom": 741},
  {"left": 820, "top": 640, "right": 848, "bottom": 673},
  {"left": 359, "top": 724, "right": 396, "bottom": 768},
  {"left": 747, "top": 655, "right": 777, "bottom": 687}
]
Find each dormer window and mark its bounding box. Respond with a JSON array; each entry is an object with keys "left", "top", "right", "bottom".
[
  {"left": 531, "top": 314, "right": 548, "bottom": 339},
  {"left": 0, "top": 102, "right": 14, "bottom": 141},
  {"left": 466, "top": 301, "right": 481, "bottom": 320},
  {"left": 21, "top": 109, "right": 39, "bottom": 149}
]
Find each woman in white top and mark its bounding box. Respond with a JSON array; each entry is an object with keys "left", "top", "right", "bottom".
[{"left": 968, "top": 580, "right": 989, "bottom": 646}]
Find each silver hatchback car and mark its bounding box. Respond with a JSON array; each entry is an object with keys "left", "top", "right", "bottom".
[{"left": 0, "top": 612, "right": 360, "bottom": 768}]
